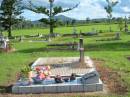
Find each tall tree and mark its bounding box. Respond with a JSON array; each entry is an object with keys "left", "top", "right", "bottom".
[
  {"left": 117, "top": 17, "right": 124, "bottom": 32},
  {"left": 71, "top": 19, "right": 76, "bottom": 26},
  {"left": 86, "top": 17, "right": 90, "bottom": 24},
  {"left": 104, "top": 0, "right": 118, "bottom": 32},
  {"left": 0, "top": 0, "right": 23, "bottom": 38},
  {"left": 124, "top": 16, "right": 128, "bottom": 33},
  {"left": 25, "top": 0, "right": 79, "bottom": 37}
]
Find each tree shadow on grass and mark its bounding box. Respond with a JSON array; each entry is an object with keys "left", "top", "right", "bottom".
[
  {"left": 85, "top": 42, "right": 130, "bottom": 51},
  {"left": 16, "top": 47, "right": 47, "bottom": 53},
  {"left": 16, "top": 47, "right": 77, "bottom": 53},
  {"left": 16, "top": 42, "right": 130, "bottom": 53}
]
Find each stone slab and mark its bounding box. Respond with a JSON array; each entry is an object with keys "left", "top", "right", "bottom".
[
  {"left": 12, "top": 79, "right": 103, "bottom": 94},
  {"left": 84, "top": 84, "right": 96, "bottom": 92},
  {"left": 70, "top": 84, "right": 84, "bottom": 92},
  {"left": 44, "top": 85, "right": 57, "bottom": 93},
  {"left": 57, "top": 85, "right": 70, "bottom": 93},
  {"left": 18, "top": 86, "right": 32, "bottom": 94},
  {"left": 82, "top": 76, "right": 99, "bottom": 84},
  {"left": 96, "top": 79, "right": 103, "bottom": 91},
  {"left": 31, "top": 85, "right": 44, "bottom": 94},
  {"left": 12, "top": 86, "right": 19, "bottom": 94}
]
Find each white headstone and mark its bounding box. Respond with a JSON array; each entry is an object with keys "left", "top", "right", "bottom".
[{"left": 0, "top": 35, "right": 8, "bottom": 49}]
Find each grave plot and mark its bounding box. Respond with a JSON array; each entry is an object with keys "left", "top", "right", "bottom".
[
  {"left": 12, "top": 57, "right": 103, "bottom": 94},
  {"left": 12, "top": 38, "right": 103, "bottom": 94}
]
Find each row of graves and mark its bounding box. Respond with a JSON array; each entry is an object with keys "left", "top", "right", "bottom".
[{"left": 12, "top": 38, "right": 103, "bottom": 94}]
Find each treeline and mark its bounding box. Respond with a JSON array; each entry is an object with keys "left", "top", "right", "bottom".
[{"left": 12, "top": 16, "right": 130, "bottom": 30}]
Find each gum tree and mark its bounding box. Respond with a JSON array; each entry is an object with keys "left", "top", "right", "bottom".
[
  {"left": 26, "top": 0, "right": 79, "bottom": 37},
  {"left": 104, "top": 0, "right": 118, "bottom": 32}
]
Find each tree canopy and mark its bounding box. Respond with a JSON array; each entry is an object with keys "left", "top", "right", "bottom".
[
  {"left": 25, "top": 0, "right": 79, "bottom": 37},
  {"left": 0, "top": 0, "right": 23, "bottom": 37},
  {"left": 104, "top": 0, "right": 118, "bottom": 19}
]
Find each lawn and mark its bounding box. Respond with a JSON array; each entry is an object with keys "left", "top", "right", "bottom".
[{"left": 1, "top": 24, "right": 130, "bottom": 97}]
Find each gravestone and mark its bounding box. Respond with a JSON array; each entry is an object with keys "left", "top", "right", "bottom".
[
  {"left": 115, "top": 32, "right": 120, "bottom": 40},
  {"left": 0, "top": 35, "right": 8, "bottom": 49},
  {"left": 19, "top": 36, "right": 24, "bottom": 42},
  {"left": 73, "top": 27, "right": 77, "bottom": 34},
  {"left": 81, "top": 70, "right": 100, "bottom": 84}
]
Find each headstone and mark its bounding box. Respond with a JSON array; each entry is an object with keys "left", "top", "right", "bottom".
[
  {"left": 92, "top": 28, "right": 96, "bottom": 33},
  {"left": 115, "top": 32, "right": 120, "bottom": 40},
  {"left": 79, "top": 30, "right": 83, "bottom": 38},
  {"left": 38, "top": 33, "right": 43, "bottom": 38},
  {"left": 19, "top": 36, "right": 24, "bottom": 42},
  {"left": 73, "top": 27, "right": 77, "bottom": 34},
  {"left": 48, "top": 36, "right": 51, "bottom": 42},
  {"left": 0, "top": 35, "right": 8, "bottom": 49},
  {"left": 81, "top": 70, "right": 100, "bottom": 84}
]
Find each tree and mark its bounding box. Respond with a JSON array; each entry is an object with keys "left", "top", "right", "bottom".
[
  {"left": 104, "top": 0, "right": 118, "bottom": 32},
  {"left": 25, "top": 0, "right": 79, "bottom": 37},
  {"left": 0, "top": 0, "right": 23, "bottom": 38},
  {"left": 86, "top": 17, "right": 90, "bottom": 24},
  {"left": 66, "top": 20, "right": 70, "bottom": 26},
  {"left": 124, "top": 16, "right": 128, "bottom": 32},
  {"left": 71, "top": 19, "right": 76, "bottom": 26},
  {"left": 117, "top": 17, "right": 124, "bottom": 32}
]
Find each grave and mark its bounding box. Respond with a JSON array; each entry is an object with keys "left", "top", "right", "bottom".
[
  {"left": 12, "top": 38, "right": 103, "bottom": 94},
  {"left": 0, "top": 34, "right": 9, "bottom": 51}
]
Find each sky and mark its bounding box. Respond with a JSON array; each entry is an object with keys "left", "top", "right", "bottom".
[{"left": 20, "top": 0, "right": 130, "bottom": 21}]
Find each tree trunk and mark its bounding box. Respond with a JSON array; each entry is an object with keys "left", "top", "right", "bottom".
[
  {"left": 49, "top": 1, "right": 55, "bottom": 37},
  {"left": 8, "top": 26, "right": 12, "bottom": 38},
  {"left": 8, "top": 14, "right": 12, "bottom": 38},
  {"left": 50, "top": 23, "right": 54, "bottom": 37}
]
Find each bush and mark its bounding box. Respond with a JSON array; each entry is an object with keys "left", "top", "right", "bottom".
[{"left": 20, "top": 66, "right": 31, "bottom": 78}]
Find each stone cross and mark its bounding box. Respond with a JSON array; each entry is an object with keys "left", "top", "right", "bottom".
[{"left": 79, "top": 38, "right": 84, "bottom": 64}]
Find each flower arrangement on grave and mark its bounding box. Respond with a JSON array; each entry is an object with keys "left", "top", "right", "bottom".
[{"left": 17, "top": 66, "right": 31, "bottom": 81}]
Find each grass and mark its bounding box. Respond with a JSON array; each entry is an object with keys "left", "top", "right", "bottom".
[
  {"left": 3, "top": 24, "right": 128, "bottom": 36},
  {"left": 1, "top": 24, "right": 130, "bottom": 96}
]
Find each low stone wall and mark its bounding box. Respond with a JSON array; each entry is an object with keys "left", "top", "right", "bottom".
[{"left": 12, "top": 79, "right": 103, "bottom": 94}]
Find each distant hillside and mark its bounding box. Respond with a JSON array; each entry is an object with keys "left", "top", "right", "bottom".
[
  {"left": 32, "top": 15, "right": 78, "bottom": 24},
  {"left": 54, "top": 15, "right": 76, "bottom": 22}
]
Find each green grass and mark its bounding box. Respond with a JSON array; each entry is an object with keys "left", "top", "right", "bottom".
[
  {"left": 3, "top": 23, "right": 128, "bottom": 36},
  {"left": 1, "top": 24, "right": 130, "bottom": 96}
]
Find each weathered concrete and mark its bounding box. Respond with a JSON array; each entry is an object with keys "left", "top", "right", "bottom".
[
  {"left": 12, "top": 75, "right": 103, "bottom": 94},
  {"left": 31, "top": 56, "right": 94, "bottom": 69},
  {"left": 44, "top": 85, "right": 57, "bottom": 93},
  {"left": 70, "top": 84, "right": 84, "bottom": 92},
  {"left": 81, "top": 71, "right": 100, "bottom": 84},
  {"left": 57, "top": 85, "right": 70, "bottom": 93},
  {"left": 31, "top": 85, "right": 44, "bottom": 93},
  {"left": 12, "top": 80, "right": 103, "bottom": 93},
  {"left": 12, "top": 56, "right": 103, "bottom": 94}
]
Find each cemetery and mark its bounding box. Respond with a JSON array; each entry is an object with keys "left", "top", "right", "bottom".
[
  {"left": 0, "top": 0, "right": 130, "bottom": 97},
  {"left": 0, "top": 34, "right": 10, "bottom": 52},
  {"left": 12, "top": 38, "right": 103, "bottom": 94}
]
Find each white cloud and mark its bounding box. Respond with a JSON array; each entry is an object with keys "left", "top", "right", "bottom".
[
  {"left": 21, "top": 0, "right": 130, "bottom": 21},
  {"left": 60, "top": 0, "right": 107, "bottom": 20},
  {"left": 122, "top": 7, "right": 130, "bottom": 12}
]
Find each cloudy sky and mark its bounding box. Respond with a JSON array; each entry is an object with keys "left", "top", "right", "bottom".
[{"left": 21, "top": 0, "right": 130, "bottom": 21}]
